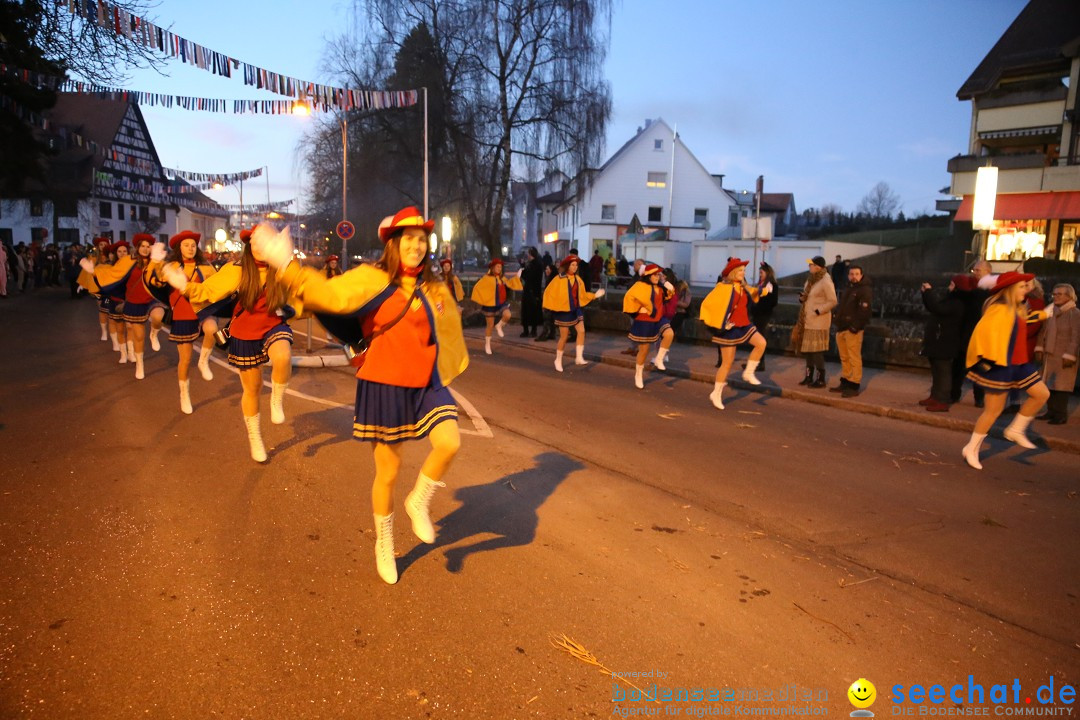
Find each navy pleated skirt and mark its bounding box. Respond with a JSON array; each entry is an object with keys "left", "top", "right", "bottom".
[
  {"left": 228, "top": 323, "right": 293, "bottom": 368},
  {"left": 353, "top": 379, "right": 458, "bottom": 444}
]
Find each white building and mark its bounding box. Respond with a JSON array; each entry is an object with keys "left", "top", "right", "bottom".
[{"left": 545, "top": 118, "right": 739, "bottom": 278}]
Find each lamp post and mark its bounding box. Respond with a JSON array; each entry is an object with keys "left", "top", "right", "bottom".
[
  {"left": 441, "top": 216, "right": 452, "bottom": 260},
  {"left": 341, "top": 114, "right": 348, "bottom": 270}
]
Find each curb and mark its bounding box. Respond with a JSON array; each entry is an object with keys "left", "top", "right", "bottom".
[
  {"left": 292, "top": 353, "right": 350, "bottom": 368},
  {"left": 464, "top": 334, "right": 1080, "bottom": 456}
]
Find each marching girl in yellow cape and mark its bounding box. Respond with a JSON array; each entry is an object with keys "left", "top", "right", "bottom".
[
  {"left": 542, "top": 254, "right": 605, "bottom": 372},
  {"left": 81, "top": 240, "right": 131, "bottom": 359},
  {"left": 622, "top": 263, "right": 674, "bottom": 389},
  {"left": 439, "top": 258, "right": 465, "bottom": 307},
  {"left": 163, "top": 228, "right": 292, "bottom": 463},
  {"left": 470, "top": 258, "right": 523, "bottom": 355},
  {"left": 86, "top": 234, "right": 163, "bottom": 380},
  {"left": 254, "top": 207, "right": 468, "bottom": 585},
  {"left": 146, "top": 231, "right": 219, "bottom": 414},
  {"left": 77, "top": 237, "right": 113, "bottom": 343},
  {"left": 699, "top": 258, "right": 770, "bottom": 410},
  {"left": 961, "top": 271, "right": 1053, "bottom": 470},
  {"left": 324, "top": 254, "right": 343, "bottom": 279}
]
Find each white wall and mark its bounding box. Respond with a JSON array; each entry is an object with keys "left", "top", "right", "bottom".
[{"left": 690, "top": 239, "right": 880, "bottom": 284}]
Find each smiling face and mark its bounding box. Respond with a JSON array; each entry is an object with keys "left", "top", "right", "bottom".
[
  {"left": 490, "top": 262, "right": 504, "bottom": 277},
  {"left": 729, "top": 266, "right": 745, "bottom": 284},
  {"left": 847, "top": 679, "right": 876, "bottom": 709},
  {"left": 115, "top": 245, "right": 129, "bottom": 259},
  {"left": 180, "top": 238, "right": 198, "bottom": 260},
  {"left": 136, "top": 240, "right": 151, "bottom": 257},
  {"left": 398, "top": 227, "right": 428, "bottom": 269},
  {"left": 566, "top": 261, "right": 578, "bottom": 276}
]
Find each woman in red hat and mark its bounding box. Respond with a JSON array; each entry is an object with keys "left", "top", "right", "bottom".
[
  {"left": 253, "top": 206, "right": 468, "bottom": 585},
  {"left": 622, "top": 263, "right": 674, "bottom": 388},
  {"left": 324, "top": 255, "right": 343, "bottom": 279},
  {"left": 542, "top": 254, "right": 605, "bottom": 371},
  {"left": 97, "top": 241, "right": 131, "bottom": 363},
  {"left": 470, "top": 258, "right": 523, "bottom": 355},
  {"left": 77, "top": 237, "right": 115, "bottom": 343},
  {"left": 148, "top": 231, "right": 220, "bottom": 414},
  {"left": 164, "top": 228, "right": 292, "bottom": 462},
  {"left": 699, "top": 258, "right": 770, "bottom": 409},
  {"left": 86, "top": 234, "right": 161, "bottom": 379},
  {"left": 961, "top": 271, "right": 1053, "bottom": 469},
  {"left": 439, "top": 258, "right": 465, "bottom": 306}
]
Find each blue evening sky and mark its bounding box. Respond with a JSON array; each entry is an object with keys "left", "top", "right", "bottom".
[{"left": 106, "top": 0, "right": 1028, "bottom": 219}]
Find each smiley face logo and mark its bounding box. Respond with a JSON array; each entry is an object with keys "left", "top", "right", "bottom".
[{"left": 847, "top": 678, "right": 876, "bottom": 709}]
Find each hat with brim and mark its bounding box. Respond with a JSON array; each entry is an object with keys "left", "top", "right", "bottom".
[
  {"left": 327, "top": 255, "right": 339, "bottom": 263},
  {"left": 559, "top": 254, "right": 581, "bottom": 270},
  {"left": 641, "top": 263, "right": 662, "bottom": 277},
  {"left": 170, "top": 230, "right": 201, "bottom": 250},
  {"left": 379, "top": 206, "right": 435, "bottom": 243},
  {"left": 488, "top": 258, "right": 505, "bottom": 271},
  {"left": 722, "top": 258, "right": 749, "bottom": 278},
  {"left": 439, "top": 258, "right": 453, "bottom": 270},
  {"left": 110, "top": 240, "right": 130, "bottom": 253},
  {"left": 807, "top": 256, "right": 827, "bottom": 268},
  {"left": 239, "top": 228, "right": 255, "bottom": 244},
  {"left": 132, "top": 233, "right": 155, "bottom": 246},
  {"left": 988, "top": 271, "right": 1034, "bottom": 295}
]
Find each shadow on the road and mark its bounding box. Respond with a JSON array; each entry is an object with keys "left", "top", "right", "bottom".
[
  {"left": 268, "top": 405, "right": 354, "bottom": 458},
  {"left": 398, "top": 451, "right": 584, "bottom": 577}
]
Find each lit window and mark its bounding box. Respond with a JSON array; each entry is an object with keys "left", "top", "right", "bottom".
[
  {"left": 601, "top": 205, "right": 615, "bottom": 221},
  {"left": 646, "top": 172, "right": 667, "bottom": 188},
  {"left": 31, "top": 198, "right": 44, "bottom": 216},
  {"left": 648, "top": 206, "right": 662, "bottom": 223}
]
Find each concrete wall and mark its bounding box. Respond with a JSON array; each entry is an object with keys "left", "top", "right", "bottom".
[{"left": 690, "top": 239, "right": 880, "bottom": 284}]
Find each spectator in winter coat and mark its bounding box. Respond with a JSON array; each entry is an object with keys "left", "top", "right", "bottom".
[
  {"left": 919, "top": 275, "right": 971, "bottom": 411},
  {"left": 1034, "top": 283, "right": 1079, "bottom": 425},
  {"left": 830, "top": 255, "right": 849, "bottom": 292},
  {"left": 792, "top": 256, "right": 837, "bottom": 388},
  {"left": 831, "top": 265, "right": 873, "bottom": 397}
]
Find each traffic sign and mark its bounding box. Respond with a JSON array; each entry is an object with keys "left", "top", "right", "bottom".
[{"left": 336, "top": 221, "right": 355, "bottom": 241}]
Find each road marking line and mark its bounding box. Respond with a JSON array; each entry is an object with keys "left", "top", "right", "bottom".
[{"left": 208, "top": 354, "right": 492, "bottom": 436}]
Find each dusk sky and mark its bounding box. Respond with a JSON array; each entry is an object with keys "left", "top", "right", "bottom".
[{"left": 101, "top": 0, "right": 1029, "bottom": 221}]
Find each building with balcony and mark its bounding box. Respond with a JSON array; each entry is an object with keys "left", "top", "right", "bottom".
[{"left": 948, "top": 0, "right": 1080, "bottom": 264}]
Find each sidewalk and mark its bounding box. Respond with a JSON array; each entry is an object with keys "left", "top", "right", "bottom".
[{"left": 463, "top": 324, "right": 1080, "bottom": 455}]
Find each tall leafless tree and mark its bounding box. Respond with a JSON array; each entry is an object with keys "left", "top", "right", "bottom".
[
  {"left": 318, "top": 0, "right": 613, "bottom": 257},
  {"left": 856, "top": 181, "right": 901, "bottom": 221}
]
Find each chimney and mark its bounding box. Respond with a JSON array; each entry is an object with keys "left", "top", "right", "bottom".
[{"left": 712, "top": 173, "right": 725, "bottom": 188}]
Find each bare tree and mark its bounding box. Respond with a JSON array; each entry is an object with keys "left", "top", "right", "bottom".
[
  {"left": 856, "top": 182, "right": 900, "bottom": 221},
  {"left": 332, "top": 0, "right": 613, "bottom": 257},
  {"left": 33, "top": 0, "right": 167, "bottom": 84}
]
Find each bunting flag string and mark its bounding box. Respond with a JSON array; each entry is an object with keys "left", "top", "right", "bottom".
[
  {"left": 162, "top": 166, "right": 263, "bottom": 185},
  {"left": 64, "top": 1, "right": 420, "bottom": 112},
  {"left": 216, "top": 199, "right": 295, "bottom": 213}
]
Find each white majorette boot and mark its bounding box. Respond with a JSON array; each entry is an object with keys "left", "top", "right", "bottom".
[
  {"left": 270, "top": 382, "right": 287, "bottom": 425},
  {"left": 149, "top": 327, "right": 161, "bottom": 352},
  {"left": 405, "top": 472, "right": 445, "bottom": 544},
  {"left": 126, "top": 340, "right": 135, "bottom": 361},
  {"left": 373, "top": 513, "right": 398, "bottom": 584},
  {"left": 1003, "top": 414, "right": 1037, "bottom": 450},
  {"left": 654, "top": 347, "right": 668, "bottom": 371},
  {"left": 554, "top": 350, "right": 564, "bottom": 373},
  {"left": 244, "top": 413, "right": 267, "bottom": 463},
  {"left": 110, "top": 331, "right": 120, "bottom": 351},
  {"left": 484, "top": 336, "right": 492, "bottom": 355},
  {"left": 495, "top": 320, "right": 505, "bottom": 338},
  {"left": 962, "top": 432, "right": 986, "bottom": 470},
  {"left": 742, "top": 359, "right": 762, "bottom": 386},
  {"left": 634, "top": 364, "right": 645, "bottom": 389},
  {"left": 100, "top": 324, "right": 109, "bottom": 341},
  {"left": 710, "top": 381, "right": 726, "bottom": 410},
  {"left": 134, "top": 352, "right": 145, "bottom": 380},
  {"left": 575, "top": 344, "right": 588, "bottom": 365},
  {"left": 179, "top": 379, "right": 193, "bottom": 415},
  {"left": 118, "top": 341, "right": 128, "bottom": 364},
  {"left": 197, "top": 345, "right": 213, "bottom": 381}
]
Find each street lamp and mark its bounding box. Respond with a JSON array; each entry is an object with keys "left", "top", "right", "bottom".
[
  {"left": 441, "top": 216, "right": 452, "bottom": 259},
  {"left": 972, "top": 164, "right": 998, "bottom": 261}
]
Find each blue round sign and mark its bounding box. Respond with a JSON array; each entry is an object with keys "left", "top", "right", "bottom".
[{"left": 336, "top": 221, "right": 355, "bottom": 240}]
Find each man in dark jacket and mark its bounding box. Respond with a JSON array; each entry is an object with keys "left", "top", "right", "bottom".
[
  {"left": 920, "top": 276, "right": 969, "bottom": 412},
  {"left": 831, "top": 265, "right": 872, "bottom": 397}
]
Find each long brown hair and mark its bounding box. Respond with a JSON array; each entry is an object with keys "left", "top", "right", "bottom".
[
  {"left": 165, "top": 244, "right": 208, "bottom": 266},
  {"left": 374, "top": 231, "right": 435, "bottom": 288},
  {"left": 238, "top": 242, "right": 286, "bottom": 313}
]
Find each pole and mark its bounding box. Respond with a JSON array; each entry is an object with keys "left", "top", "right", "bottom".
[
  {"left": 239, "top": 178, "right": 244, "bottom": 229},
  {"left": 342, "top": 115, "right": 348, "bottom": 270},
  {"left": 264, "top": 165, "right": 270, "bottom": 206},
  {"left": 753, "top": 177, "right": 762, "bottom": 271},
  {"left": 422, "top": 87, "right": 429, "bottom": 220},
  {"left": 667, "top": 123, "right": 676, "bottom": 231}
]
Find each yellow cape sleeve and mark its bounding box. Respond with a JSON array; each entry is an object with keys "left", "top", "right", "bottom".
[
  {"left": 470, "top": 275, "right": 494, "bottom": 305},
  {"left": 93, "top": 256, "right": 134, "bottom": 287},
  {"left": 277, "top": 262, "right": 390, "bottom": 316},
  {"left": 425, "top": 282, "right": 470, "bottom": 385},
  {"left": 699, "top": 283, "right": 735, "bottom": 329},
  {"left": 622, "top": 281, "right": 654, "bottom": 314},
  {"left": 504, "top": 275, "right": 523, "bottom": 291},
  {"left": 184, "top": 262, "right": 241, "bottom": 306}
]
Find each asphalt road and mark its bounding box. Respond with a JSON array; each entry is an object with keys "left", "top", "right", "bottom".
[{"left": 0, "top": 291, "right": 1076, "bottom": 719}]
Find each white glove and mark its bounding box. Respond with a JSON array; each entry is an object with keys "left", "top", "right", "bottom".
[
  {"left": 762, "top": 281, "right": 774, "bottom": 295},
  {"left": 517, "top": 268, "right": 523, "bottom": 278},
  {"left": 162, "top": 264, "right": 188, "bottom": 293},
  {"left": 150, "top": 242, "right": 167, "bottom": 262},
  {"left": 663, "top": 281, "right": 674, "bottom": 292},
  {"left": 594, "top": 288, "right": 606, "bottom": 298},
  {"left": 252, "top": 223, "right": 293, "bottom": 269},
  {"left": 79, "top": 258, "right": 94, "bottom": 273},
  {"left": 977, "top": 273, "right": 997, "bottom": 290}
]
